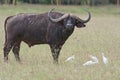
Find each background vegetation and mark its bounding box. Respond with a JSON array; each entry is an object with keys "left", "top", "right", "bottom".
[
  {"left": 0, "top": 4, "right": 120, "bottom": 80},
  {"left": 0, "top": 0, "right": 119, "bottom": 5}
]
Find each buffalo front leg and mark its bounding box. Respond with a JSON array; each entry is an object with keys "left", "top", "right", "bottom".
[{"left": 50, "top": 44, "right": 62, "bottom": 64}]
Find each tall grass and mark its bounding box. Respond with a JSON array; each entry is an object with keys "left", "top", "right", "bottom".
[{"left": 0, "top": 5, "right": 120, "bottom": 80}]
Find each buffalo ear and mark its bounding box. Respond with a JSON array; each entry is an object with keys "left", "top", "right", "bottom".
[{"left": 75, "top": 20, "right": 86, "bottom": 28}]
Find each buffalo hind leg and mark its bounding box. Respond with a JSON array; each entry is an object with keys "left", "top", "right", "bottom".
[
  {"left": 4, "top": 41, "right": 14, "bottom": 63},
  {"left": 50, "top": 44, "right": 62, "bottom": 64},
  {"left": 12, "top": 41, "right": 21, "bottom": 62}
]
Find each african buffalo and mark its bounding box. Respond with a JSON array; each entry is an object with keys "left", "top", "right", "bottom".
[{"left": 3, "top": 9, "right": 91, "bottom": 64}]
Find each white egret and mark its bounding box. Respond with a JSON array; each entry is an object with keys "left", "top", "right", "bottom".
[
  {"left": 102, "top": 53, "right": 108, "bottom": 64},
  {"left": 65, "top": 55, "right": 75, "bottom": 62},
  {"left": 83, "top": 60, "right": 98, "bottom": 66},
  {"left": 89, "top": 55, "right": 99, "bottom": 63}
]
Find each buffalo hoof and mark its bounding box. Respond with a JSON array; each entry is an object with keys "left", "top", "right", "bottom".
[
  {"left": 4, "top": 57, "right": 8, "bottom": 63},
  {"left": 53, "top": 60, "right": 59, "bottom": 64}
]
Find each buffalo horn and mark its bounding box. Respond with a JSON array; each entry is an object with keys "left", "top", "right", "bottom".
[
  {"left": 48, "top": 8, "right": 69, "bottom": 22},
  {"left": 72, "top": 10, "right": 91, "bottom": 23}
]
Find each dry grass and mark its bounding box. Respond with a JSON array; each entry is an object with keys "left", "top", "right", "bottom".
[{"left": 0, "top": 5, "right": 120, "bottom": 80}]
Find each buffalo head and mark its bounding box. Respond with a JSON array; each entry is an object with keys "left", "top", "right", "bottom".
[{"left": 48, "top": 8, "right": 91, "bottom": 30}]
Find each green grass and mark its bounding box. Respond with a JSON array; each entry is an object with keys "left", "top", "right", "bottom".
[{"left": 0, "top": 5, "right": 120, "bottom": 80}]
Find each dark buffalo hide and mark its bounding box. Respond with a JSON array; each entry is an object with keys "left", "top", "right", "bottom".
[{"left": 3, "top": 9, "right": 91, "bottom": 64}]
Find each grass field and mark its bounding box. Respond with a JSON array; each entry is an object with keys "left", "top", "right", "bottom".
[{"left": 0, "top": 5, "right": 120, "bottom": 80}]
